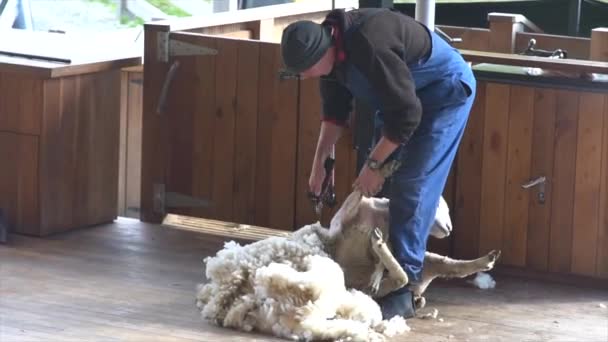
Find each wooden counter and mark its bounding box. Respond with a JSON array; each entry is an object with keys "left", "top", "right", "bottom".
[{"left": 0, "top": 29, "right": 141, "bottom": 236}]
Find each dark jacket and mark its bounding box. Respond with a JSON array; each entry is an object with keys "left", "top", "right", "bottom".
[{"left": 319, "top": 8, "right": 432, "bottom": 144}]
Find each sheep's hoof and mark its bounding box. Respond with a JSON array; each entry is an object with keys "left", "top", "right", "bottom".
[
  {"left": 368, "top": 264, "right": 384, "bottom": 295},
  {"left": 488, "top": 249, "right": 501, "bottom": 262},
  {"left": 483, "top": 250, "right": 501, "bottom": 270},
  {"left": 414, "top": 296, "right": 426, "bottom": 309}
]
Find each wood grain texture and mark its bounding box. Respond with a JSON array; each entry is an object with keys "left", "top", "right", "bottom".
[
  {"left": 526, "top": 89, "right": 557, "bottom": 272},
  {"left": 590, "top": 28, "right": 608, "bottom": 62},
  {"left": 190, "top": 37, "right": 217, "bottom": 220},
  {"left": 211, "top": 38, "right": 239, "bottom": 222},
  {"left": 502, "top": 86, "right": 534, "bottom": 267},
  {"left": 39, "top": 71, "right": 121, "bottom": 235},
  {"left": 2, "top": 219, "right": 607, "bottom": 342},
  {"left": 0, "top": 132, "right": 39, "bottom": 235},
  {"left": 140, "top": 26, "right": 169, "bottom": 223},
  {"left": 232, "top": 40, "right": 260, "bottom": 225},
  {"left": 549, "top": 90, "right": 579, "bottom": 274},
  {"left": 453, "top": 82, "right": 485, "bottom": 259},
  {"left": 118, "top": 69, "right": 143, "bottom": 218},
  {"left": 478, "top": 83, "right": 510, "bottom": 257},
  {"left": 571, "top": 93, "right": 605, "bottom": 276},
  {"left": 598, "top": 95, "right": 608, "bottom": 278},
  {"left": 0, "top": 73, "right": 42, "bottom": 135},
  {"left": 125, "top": 71, "right": 143, "bottom": 218},
  {"left": 254, "top": 43, "right": 276, "bottom": 228},
  {"left": 295, "top": 78, "right": 322, "bottom": 228},
  {"left": 270, "top": 44, "right": 299, "bottom": 230}
]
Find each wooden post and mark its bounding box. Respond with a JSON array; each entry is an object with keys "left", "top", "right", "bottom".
[
  {"left": 590, "top": 28, "right": 608, "bottom": 62},
  {"left": 249, "top": 18, "right": 275, "bottom": 42},
  {"left": 140, "top": 23, "right": 170, "bottom": 223},
  {"left": 488, "top": 13, "right": 525, "bottom": 53}
]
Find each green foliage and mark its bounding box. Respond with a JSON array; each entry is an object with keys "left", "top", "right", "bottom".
[{"left": 147, "top": 0, "right": 191, "bottom": 17}]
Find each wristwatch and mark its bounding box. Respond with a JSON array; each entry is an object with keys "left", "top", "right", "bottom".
[{"left": 366, "top": 158, "right": 382, "bottom": 171}]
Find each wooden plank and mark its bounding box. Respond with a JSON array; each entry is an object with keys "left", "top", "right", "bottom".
[
  {"left": 0, "top": 132, "right": 39, "bottom": 235},
  {"left": 526, "top": 88, "right": 557, "bottom": 272},
  {"left": 598, "top": 94, "right": 608, "bottom": 278},
  {"left": 438, "top": 26, "right": 491, "bottom": 51},
  {"left": 140, "top": 26, "right": 170, "bottom": 223},
  {"left": 162, "top": 214, "right": 290, "bottom": 241},
  {"left": 548, "top": 90, "right": 579, "bottom": 274},
  {"left": 488, "top": 19, "right": 522, "bottom": 53},
  {"left": 502, "top": 86, "right": 534, "bottom": 267},
  {"left": 255, "top": 42, "right": 299, "bottom": 230},
  {"left": 477, "top": 83, "right": 510, "bottom": 257},
  {"left": 570, "top": 93, "right": 605, "bottom": 276},
  {"left": 210, "top": 38, "right": 238, "bottom": 222},
  {"left": 117, "top": 71, "right": 129, "bottom": 216},
  {"left": 125, "top": 71, "right": 143, "bottom": 218},
  {"left": 270, "top": 44, "right": 299, "bottom": 230},
  {"left": 0, "top": 73, "right": 42, "bottom": 135},
  {"left": 590, "top": 28, "right": 608, "bottom": 62},
  {"left": 254, "top": 43, "right": 276, "bottom": 228},
  {"left": 190, "top": 37, "right": 217, "bottom": 220},
  {"left": 39, "top": 78, "right": 71, "bottom": 233},
  {"left": 295, "top": 78, "right": 322, "bottom": 228},
  {"left": 232, "top": 40, "right": 260, "bottom": 225},
  {"left": 164, "top": 56, "right": 196, "bottom": 218},
  {"left": 453, "top": 82, "right": 486, "bottom": 259},
  {"left": 38, "top": 70, "right": 120, "bottom": 235}
]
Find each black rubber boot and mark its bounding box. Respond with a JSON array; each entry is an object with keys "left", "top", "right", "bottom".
[{"left": 376, "top": 286, "right": 416, "bottom": 319}]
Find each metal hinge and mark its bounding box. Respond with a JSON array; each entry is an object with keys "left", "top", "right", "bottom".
[
  {"left": 153, "top": 183, "right": 212, "bottom": 215},
  {"left": 157, "top": 32, "right": 218, "bottom": 62}
]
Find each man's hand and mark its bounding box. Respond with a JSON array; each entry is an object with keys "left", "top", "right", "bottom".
[
  {"left": 309, "top": 161, "right": 326, "bottom": 196},
  {"left": 353, "top": 165, "right": 384, "bottom": 197}
]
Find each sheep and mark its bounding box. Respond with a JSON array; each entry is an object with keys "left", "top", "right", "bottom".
[
  {"left": 318, "top": 188, "right": 501, "bottom": 310},
  {"left": 195, "top": 161, "right": 501, "bottom": 341},
  {"left": 196, "top": 223, "right": 409, "bottom": 341}
]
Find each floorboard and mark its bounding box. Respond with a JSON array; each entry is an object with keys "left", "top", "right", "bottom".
[{"left": 1, "top": 217, "right": 606, "bottom": 341}]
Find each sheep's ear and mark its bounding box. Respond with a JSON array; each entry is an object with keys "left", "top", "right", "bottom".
[{"left": 331, "top": 191, "right": 363, "bottom": 228}]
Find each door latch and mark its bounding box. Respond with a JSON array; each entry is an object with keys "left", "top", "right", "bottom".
[{"left": 521, "top": 176, "right": 546, "bottom": 204}]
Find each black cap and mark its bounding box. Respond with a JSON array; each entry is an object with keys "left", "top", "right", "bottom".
[{"left": 281, "top": 21, "right": 332, "bottom": 74}]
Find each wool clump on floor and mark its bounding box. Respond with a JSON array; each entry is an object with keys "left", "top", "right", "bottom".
[{"left": 195, "top": 222, "right": 410, "bottom": 342}]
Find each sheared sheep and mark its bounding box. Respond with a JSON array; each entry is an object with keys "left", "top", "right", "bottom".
[
  {"left": 196, "top": 223, "right": 408, "bottom": 341},
  {"left": 195, "top": 162, "right": 501, "bottom": 341}
]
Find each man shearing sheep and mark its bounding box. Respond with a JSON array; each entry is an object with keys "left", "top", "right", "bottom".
[{"left": 280, "top": 7, "right": 476, "bottom": 319}]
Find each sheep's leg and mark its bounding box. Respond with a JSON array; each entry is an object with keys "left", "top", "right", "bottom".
[
  {"left": 411, "top": 249, "right": 501, "bottom": 297},
  {"left": 369, "top": 228, "right": 408, "bottom": 296}
]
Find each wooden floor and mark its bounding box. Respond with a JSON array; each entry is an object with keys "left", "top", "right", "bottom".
[{"left": 1, "top": 218, "right": 607, "bottom": 342}]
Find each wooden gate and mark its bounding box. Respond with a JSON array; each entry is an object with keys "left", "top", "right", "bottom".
[{"left": 141, "top": 30, "right": 363, "bottom": 232}]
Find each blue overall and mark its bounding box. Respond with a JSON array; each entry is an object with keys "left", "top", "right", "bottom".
[{"left": 341, "top": 24, "right": 476, "bottom": 283}]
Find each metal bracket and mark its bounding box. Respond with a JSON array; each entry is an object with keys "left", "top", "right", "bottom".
[
  {"left": 522, "top": 176, "right": 546, "bottom": 204},
  {"left": 153, "top": 183, "right": 212, "bottom": 215},
  {"left": 157, "top": 32, "right": 218, "bottom": 62}
]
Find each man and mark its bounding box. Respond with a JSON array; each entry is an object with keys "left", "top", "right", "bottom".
[{"left": 280, "top": 8, "right": 476, "bottom": 319}]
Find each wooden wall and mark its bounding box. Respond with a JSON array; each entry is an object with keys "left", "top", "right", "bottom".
[
  {"left": 452, "top": 80, "right": 608, "bottom": 279},
  {"left": 0, "top": 70, "right": 121, "bottom": 236}
]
